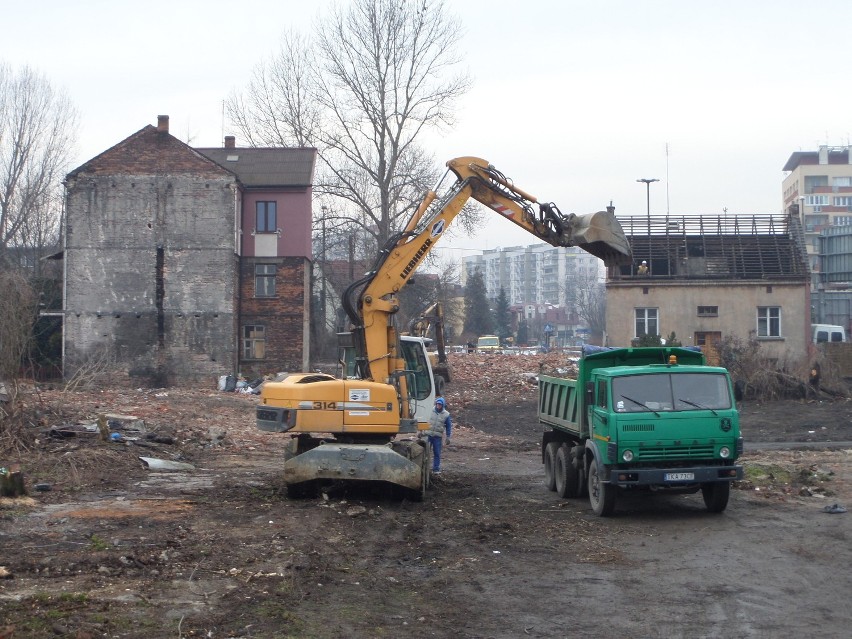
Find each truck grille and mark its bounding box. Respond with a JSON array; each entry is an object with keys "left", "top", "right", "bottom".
[
  {"left": 622, "top": 423, "right": 655, "bottom": 432},
  {"left": 636, "top": 445, "right": 715, "bottom": 460}
]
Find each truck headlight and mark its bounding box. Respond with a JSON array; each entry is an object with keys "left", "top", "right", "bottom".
[
  {"left": 719, "top": 446, "right": 731, "bottom": 459},
  {"left": 622, "top": 449, "right": 634, "bottom": 462}
]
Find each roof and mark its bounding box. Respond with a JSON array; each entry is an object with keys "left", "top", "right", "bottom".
[
  {"left": 196, "top": 147, "right": 317, "bottom": 188},
  {"left": 783, "top": 148, "right": 851, "bottom": 172},
  {"left": 617, "top": 214, "right": 810, "bottom": 280},
  {"left": 67, "top": 125, "right": 232, "bottom": 179}
]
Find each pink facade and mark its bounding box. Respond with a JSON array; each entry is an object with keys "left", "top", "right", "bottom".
[{"left": 241, "top": 189, "right": 313, "bottom": 258}]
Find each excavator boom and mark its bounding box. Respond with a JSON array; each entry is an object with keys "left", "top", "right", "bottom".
[{"left": 353, "top": 157, "right": 632, "bottom": 385}]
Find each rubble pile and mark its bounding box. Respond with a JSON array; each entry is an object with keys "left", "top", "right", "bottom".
[{"left": 444, "top": 352, "right": 579, "bottom": 406}]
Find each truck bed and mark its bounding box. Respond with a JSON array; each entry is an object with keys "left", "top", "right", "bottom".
[{"left": 538, "top": 375, "right": 585, "bottom": 439}]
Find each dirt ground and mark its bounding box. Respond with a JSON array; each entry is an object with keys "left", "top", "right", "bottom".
[{"left": 1, "top": 356, "right": 851, "bottom": 638}]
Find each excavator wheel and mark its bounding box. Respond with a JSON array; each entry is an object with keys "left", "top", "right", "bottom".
[
  {"left": 286, "top": 480, "right": 318, "bottom": 499},
  {"left": 407, "top": 439, "right": 430, "bottom": 502},
  {"left": 435, "top": 375, "right": 446, "bottom": 397}
]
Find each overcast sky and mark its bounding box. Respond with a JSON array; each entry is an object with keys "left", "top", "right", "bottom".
[{"left": 4, "top": 0, "right": 851, "bottom": 259}]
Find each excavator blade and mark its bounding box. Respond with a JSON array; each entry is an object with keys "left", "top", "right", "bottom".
[
  {"left": 283, "top": 440, "right": 428, "bottom": 491},
  {"left": 569, "top": 209, "right": 633, "bottom": 266}
]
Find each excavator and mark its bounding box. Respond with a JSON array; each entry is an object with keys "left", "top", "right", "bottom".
[
  {"left": 256, "top": 156, "right": 632, "bottom": 498},
  {"left": 404, "top": 301, "right": 451, "bottom": 397}
]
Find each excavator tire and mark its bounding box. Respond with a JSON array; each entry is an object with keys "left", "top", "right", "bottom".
[{"left": 435, "top": 375, "right": 446, "bottom": 397}]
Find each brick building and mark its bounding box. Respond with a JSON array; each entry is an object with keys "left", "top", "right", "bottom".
[{"left": 63, "top": 116, "right": 316, "bottom": 385}]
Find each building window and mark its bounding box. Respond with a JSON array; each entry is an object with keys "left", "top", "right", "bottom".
[
  {"left": 256, "top": 202, "right": 277, "bottom": 233},
  {"left": 697, "top": 305, "right": 718, "bottom": 317},
  {"left": 833, "top": 197, "right": 852, "bottom": 208},
  {"left": 757, "top": 307, "right": 781, "bottom": 338},
  {"left": 635, "top": 307, "right": 658, "bottom": 337},
  {"left": 255, "top": 264, "right": 276, "bottom": 297},
  {"left": 805, "top": 195, "right": 829, "bottom": 206},
  {"left": 243, "top": 325, "right": 266, "bottom": 359}
]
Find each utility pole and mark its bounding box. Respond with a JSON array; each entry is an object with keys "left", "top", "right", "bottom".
[{"left": 321, "top": 205, "right": 328, "bottom": 331}]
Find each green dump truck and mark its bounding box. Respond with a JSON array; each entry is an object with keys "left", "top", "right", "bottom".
[{"left": 540, "top": 346, "right": 743, "bottom": 516}]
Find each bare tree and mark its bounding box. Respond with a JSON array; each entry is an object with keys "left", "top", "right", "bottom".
[
  {"left": 227, "top": 0, "right": 477, "bottom": 253},
  {"left": 565, "top": 266, "right": 607, "bottom": 335},
  {"left": 0, "top": 272, "right": 37, "bottom": 446},
  {"left": 0, "top": 63, "right": 78, "bottom": 272}
]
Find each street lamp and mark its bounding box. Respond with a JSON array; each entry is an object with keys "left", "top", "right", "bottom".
[{"left": 636, "top": 178, "right": 659, "bottom": 232}]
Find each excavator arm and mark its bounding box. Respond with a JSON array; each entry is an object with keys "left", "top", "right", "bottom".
[{"left": 344, "top": 156, "right": 632, "bottom": 390}]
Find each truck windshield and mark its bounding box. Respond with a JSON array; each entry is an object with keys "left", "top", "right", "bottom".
[
  {"left": 612, "top": 373, "right": 731, "bottom": 413},
  {"left": 478, "top": 337, "right": 499, "bottom": 347}
]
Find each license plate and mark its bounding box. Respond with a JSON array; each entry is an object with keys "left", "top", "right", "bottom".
[{"left": 664, "top": 472, "right": 695, "bottom": 481}]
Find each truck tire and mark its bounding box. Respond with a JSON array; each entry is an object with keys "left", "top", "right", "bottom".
[
  {"left": 544, "top": 442, "right": 559, "bottom": 491},
  {"left": 555, "top": 445, "right": 580, "bottom": 498},
  {"left": 571, "top": 446, "right": 588, "bottom": 498},
  {"left": 701, "top": 481, "right": 730, "bottom": 513},
  {"left": 588, "top": 457, "right": 616, "bottom": 516}
]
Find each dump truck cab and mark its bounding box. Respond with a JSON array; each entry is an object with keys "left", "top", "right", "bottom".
[{"left": 540, "top": 346, "right": 743, "bottom": 516}]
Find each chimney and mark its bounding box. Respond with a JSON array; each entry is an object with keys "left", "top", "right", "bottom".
[
  {"left": 157, "top": 115, "right": 169, "bottom": 133},
  {"left": 224, "top": 136, "right": 236, "bottom": 149},
  {"left": 818, "top": 145, "right": 828, "bottom": 165}
]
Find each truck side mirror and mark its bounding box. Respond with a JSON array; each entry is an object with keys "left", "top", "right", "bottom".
[{"left": 586, "top": 381, "right": 595, "bottom": 407}]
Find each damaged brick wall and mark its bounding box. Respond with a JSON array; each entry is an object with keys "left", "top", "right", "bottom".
[
  {"left": 64, "top": 173, "right": 239, "bottom": 386},
  {"left": 239, "top": 257, "right": 310, "bottom": 378}
]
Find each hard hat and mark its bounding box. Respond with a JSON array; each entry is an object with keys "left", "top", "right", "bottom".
[{"left": 641, "top": 260, "right": 647, "bottom": 264}]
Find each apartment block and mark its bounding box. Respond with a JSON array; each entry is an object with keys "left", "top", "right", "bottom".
[
  {"left": 781, "top": 145, "right": 852, "bottom": 275},
  {"left": 462, "top": 244, "right": 603, "bottom": 305}
]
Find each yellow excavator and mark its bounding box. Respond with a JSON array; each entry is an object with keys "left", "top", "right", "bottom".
[{"left": 256, "top": 156, "right": 632, "bottom": 498}]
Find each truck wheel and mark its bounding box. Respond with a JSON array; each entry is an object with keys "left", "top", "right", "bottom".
[
  {"left": 544, "top": 442, "right": 559, "bottom": 491},
  {"left": 588, "top": 457, "right": 616, "bottom": 516},
  {"left": 571, "top": 446, "right": 588, "bottom": 498},
  {"left": 701, "top": 481, "right": 730, "bottom": 513},
  {"left": 555, "top": 445, "right": 579, "bottom": 498}
]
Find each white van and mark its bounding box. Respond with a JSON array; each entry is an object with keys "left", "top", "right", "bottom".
[{"left": 812, "top": 324, "right": 846, "bottom": 344}]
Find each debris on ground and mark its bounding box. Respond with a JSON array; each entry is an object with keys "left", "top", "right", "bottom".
[{"left": 822, "top": 503, "right": 847, "bottom": 514}]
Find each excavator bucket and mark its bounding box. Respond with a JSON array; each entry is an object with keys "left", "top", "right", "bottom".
[{"left": 568, "top": 208, "right": 633, "bottom": 267}]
